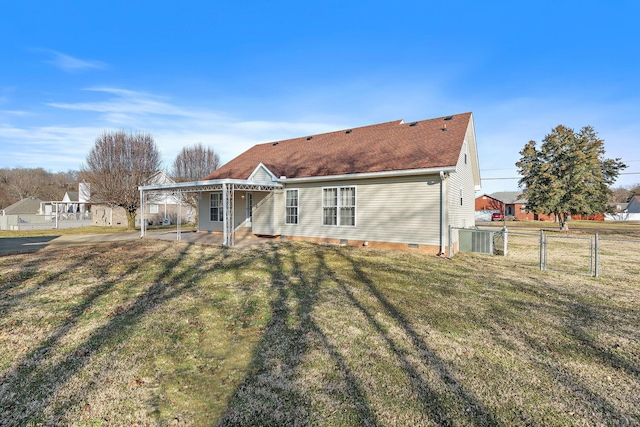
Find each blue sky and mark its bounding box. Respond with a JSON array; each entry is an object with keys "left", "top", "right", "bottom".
[{"left": 1, "top": 1, "right": 639, "bottom": 194}]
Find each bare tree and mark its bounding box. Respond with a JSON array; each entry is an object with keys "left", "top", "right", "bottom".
[
  {"left": 608, "top": 186, "right": 631, "bottom": 204},
  {"left": 81, "top": 130, "right": 161, "bottom": 230},
  {"left": 0, "top": 167, "right": 46, "bottom": 201},
  {"left": 170, "top": 143, "right": 220, "bottom": 221},
  {"left": 171, "top": 143, "right": 220, "bottom": 182}
]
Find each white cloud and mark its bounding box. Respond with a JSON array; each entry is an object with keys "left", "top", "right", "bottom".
[
  {"left": 42, "top": 50, "right": 107, "bottom": 73},
  {"left": 3, "top": 87, "right": 342, "bottom": 172}
]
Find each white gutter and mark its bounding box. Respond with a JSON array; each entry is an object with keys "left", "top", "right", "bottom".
[{"left": 279, "top": 166, "right": 456, "bottom": 183}]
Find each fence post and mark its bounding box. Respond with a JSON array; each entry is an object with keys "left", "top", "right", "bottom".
[
  {"left": 539, "top": 229, "right": 544, "bottom": 271},
  {"left": 502, "top": 226, "right": 508, "bottom": 256},
  {"left": 448, "top": 225, "right": 453, "bottom": 258},
  {"left": 589, "top": 238, "right": 593, "bottom": 276},
  {"left": 594, "top": 232, "right": 599, "bottom": 278}
]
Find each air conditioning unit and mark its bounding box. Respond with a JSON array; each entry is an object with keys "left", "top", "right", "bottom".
[{"left": 459, "top": 229, "right": 495, "bottom": 254}]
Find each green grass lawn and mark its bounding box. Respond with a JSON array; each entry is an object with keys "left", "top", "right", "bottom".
[
  {"left": 1, "top": 240, "right": 638, "bottom": 426},
  {"left": 0, "top": 224, "right": 196, "bottom": 239},
  {"left": 0, "top": 226, "right": 130, "bottom": 238}
]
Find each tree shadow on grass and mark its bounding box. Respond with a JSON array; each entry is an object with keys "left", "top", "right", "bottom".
[
  {"left": 483, "top": 274, "right": 640, "bottom": 425},
  {"left": 0, "top": 240, "right": 243, "bottom": 425},
  {"left": 0, "top": 243, "right": 118, "bottom": 319},
  {"left": 332, "top": 249, "right": 499, "bottom": 426},
  {"left": 216, "top": 243, "right": 499, "bottom": 426},
  {"left": 215, "top": 243, "right": 378, "bottom": 426}
]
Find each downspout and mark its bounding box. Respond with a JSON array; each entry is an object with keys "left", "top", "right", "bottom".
[{"left": 439, "top": 171, "right": 445, "bottom": 255}]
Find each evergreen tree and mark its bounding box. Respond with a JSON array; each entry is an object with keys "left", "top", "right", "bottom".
[{"left": 516, "top": 125, "right": 625, "bottom": 230}]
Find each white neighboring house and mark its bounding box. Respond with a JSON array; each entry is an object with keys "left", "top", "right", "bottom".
[
  {"left": 627, "top": 196, "right": 640, "bottom": 213},
  {"left": 92, "top": 171, "right": 194, "bottom": 227},
  {"left": 606, "top": 195, "right": 640, "bottom": 220}
]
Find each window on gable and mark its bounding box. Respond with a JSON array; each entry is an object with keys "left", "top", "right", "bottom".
[
  {"left": 323, "top": 187, "right": 355, "bottom": 226},
  {"left": 285, "top": 189, "right": 299, "bottom": 225},
  {"left": 210, "top": 193, "right": 223, "bottom": 222}
]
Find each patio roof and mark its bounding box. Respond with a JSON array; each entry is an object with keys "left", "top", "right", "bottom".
[
  {"left": 138, "top": 178, "right": 283, "bottom": 193},
  {"left": 138, "top": 179, "right": 283, "bottom": 247}
]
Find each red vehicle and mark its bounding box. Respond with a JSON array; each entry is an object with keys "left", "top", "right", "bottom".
[{"left": 491, "top": 212, "right": 504, "bottom": 221}]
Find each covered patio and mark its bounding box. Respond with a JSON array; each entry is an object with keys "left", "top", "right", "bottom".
[{"left": 138, "top": 179, "right": 282, "bottom": 246}]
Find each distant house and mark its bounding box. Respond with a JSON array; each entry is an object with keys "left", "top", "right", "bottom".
[
  {"left": 92, "top": 171, "right": 194, "bottom": 227},
  {"left": 0, "top": 197, "right": 42, "bottom": 216},
  {"left": 475, "top": 194, "right": 503, "bottom": 211},
  {"left": 0, "top": 196, "right": 44, "bottom": 230},
  {"left": 140, "top": 112, "right": 481, "bottom": 254},
  {"left": 609, "top": 202, "right": 629, "bottom": 213},
  {"left": 475, "top": 191, "right": 554, "bottom": 221},
  {"left": 627, "top": 195, "right": 640, "bottom": 213}
]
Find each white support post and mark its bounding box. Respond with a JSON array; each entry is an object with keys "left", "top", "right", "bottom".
[
  {"left": 224, "top": 184, "right": 235, "bottom": 246},
  {"left": 222, "top": 183, "right": 228, "bottom": 246},
  {"left": 503, "top": 226, "right": 508, "bottom": 256},
  {"left": 177, "top": 194, "right": 181, "bottom": 241},
  {"left": 140, "top": 189, "right": 145, "bottom": 238}
]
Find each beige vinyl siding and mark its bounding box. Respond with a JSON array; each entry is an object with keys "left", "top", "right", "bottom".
[
  {"left": 233, "top": 192, "right": 246, "bottom": 228},
  {"left": 447, "top": 129, "right": 476, "bottom": 233},
  {"left": 281, "top": 175, "right": 441, "bottom": 245},
  {"left": 250, "top": 166, "right": 273, "bottom": 182},
  {"left": 252, "top": 192, "right": 275, "bottom": 235},
  {"left": 198, "top": 191, "right": 223, "bottom": 232},
  {"left": 198, "top": 190, "right": 270, "bottom": 232}
]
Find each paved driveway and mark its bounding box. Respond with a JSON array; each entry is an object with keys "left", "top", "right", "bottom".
[{"left": 0, "top": 232, "right": 141, "bottom": 255}]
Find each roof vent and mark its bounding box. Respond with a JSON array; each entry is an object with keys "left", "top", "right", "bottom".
[
  {"left": 345, "top": 129, "right": 352, "bottom": 134},
  {"left": 272, "top": 142, "right": 279, "bottom": 146},
  {"left": 409, "top": 122, "right": 418, "bottom": 126},
  {"left": 444, "top": 115, "right": 453, "bottom": 120},
  {"left": 442, "top": 124, "right": 448, "bottom": 131},
  {"left": 306, "top": 136, "right": 313, "bottom": 141}
]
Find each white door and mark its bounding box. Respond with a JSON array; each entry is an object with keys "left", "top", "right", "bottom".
[{"left": 246, "top": 192, "right": 253, "bottom": 227}]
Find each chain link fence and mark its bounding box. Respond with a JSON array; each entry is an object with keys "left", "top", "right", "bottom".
[{"left": 450, "top": 226, "right": 640, "bottom": 278}]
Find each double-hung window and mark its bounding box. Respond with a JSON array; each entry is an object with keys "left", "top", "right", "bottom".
[
  {"left": 210, "top": 193, "right": 223, "bottom": 222},
  {"left": 323, "top": 186, "right": 355, "bottom": 226},
  {"left": 285, "top": 189, "right": 299, "bottom": 225}
]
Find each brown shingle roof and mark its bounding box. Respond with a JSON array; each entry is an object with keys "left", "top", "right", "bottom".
[{"left": 204, "top": 112, "right": 472, "bottom": 180}]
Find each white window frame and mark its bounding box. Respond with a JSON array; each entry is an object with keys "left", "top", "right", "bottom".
[
  {"left": 322, "top": 186, "right": 356, "bottom": 227},
  {"left": 285, "top": 189, "right": 299, "bottom": 225},
  {"left": 210, "top": 193, "right": 223, "bottom": 222}
]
